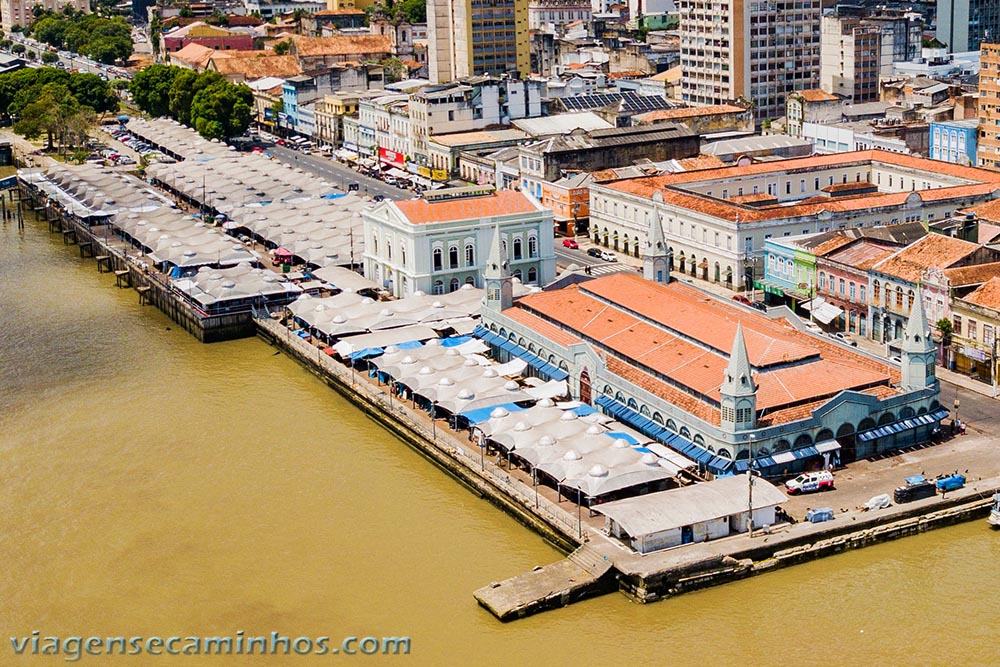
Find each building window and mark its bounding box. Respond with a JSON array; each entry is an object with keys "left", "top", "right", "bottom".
[
  {"left": 513, "top": 269, "right": 522, "bottom": 281},
  {"left": 512, "top": 238, "right": 522, "bottom": 260},
  {"left": 985, "top": 324, "right": 995, "bottom": 347},
  {"left": 465, "top": 243, "right": 475, "bottom": 265},
  {"left": 433, "top": 280, "right": 444, "bottom": 295},
  {"left": 449, "top": 245, "right": 459, "bottom": 269},
  {"left": 873, "top": 281, "right": 880, "bottom": 302},
  {"left": 432, "top": 247, "right": 442, "bottom": 271},
  {"left": 528, "top": 235, "right": 537, "bottom": 258},
  {"left": 953, "top": 314, "right": 962, "bottom": 335},
  {"left": 907, "top": 290, "right": 915, "bottom": 311},
  {"left": 849, "top": 282, "right": 856, "bottom": 301},
  {"left": 860, "top": 285, "right": 867, "bottom": 303},
  {"left": 968, "top": 319, "right": 977, "bottom": 341},
  {"left": 450, "top": 278, "right": 460, "bottom": 292},
  {"left": 819, "top": 272, "right": 826, "bottom": 291},
  {"left": 528, "top": 267, "right": 537, "bottom": 283},
  {"left": 839, "top": 278, "right": 845, "bottom": 296},
  {"left": 895, "top": 288, "right": 903, "bottom": 309}
]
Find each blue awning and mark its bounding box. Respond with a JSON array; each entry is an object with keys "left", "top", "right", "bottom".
[
  {"left": 322, "top": 192, "right": 347, "bottom": 199},
  {"left": 734, "top": 445, "right": 818, "bottom": 472},
  {"left": 460, "top": 402, "right": 527, "bottom": 424},
  {"left": 571, "top": 404, "right": 597, "bottom": 416},
  {"left": 475, "top": 327, "right": 569, "bottom": 381},
  {"left": 395, "top": 340, "right": 424, "bottom": 350},
  {"left": 595, "top": 395, "right": 727, "bottom": 474},
  {"left": 441, "top": 335, "right": 472, "bottom": 347},
  {"left": 605, "top": 431, "right": 638, "bottom": 444},
  {"left": 857, "top": 409, "right": 949, "bottom": 442},
  {"left": 349, "top": 346, "right": 383, "bottom": 361}
]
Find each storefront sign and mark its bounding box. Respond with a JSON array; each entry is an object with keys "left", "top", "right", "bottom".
[
  {"left": 963, "top": 345, "right": 988, "bottom": 362},
  {"left": 379, "top": 147, "right": 405, "bottom": 167},
  {"left": 431, "top": 169, "right": 449, "bottom": 181}
]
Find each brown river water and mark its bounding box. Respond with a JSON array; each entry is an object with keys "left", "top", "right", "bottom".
[{"left": 2, "top": 217, "right": 998, "bottom": 666}]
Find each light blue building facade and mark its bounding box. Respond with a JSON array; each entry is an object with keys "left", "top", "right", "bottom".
[{"left": 930, "top": 119, "right": 978, "bottom": 165}]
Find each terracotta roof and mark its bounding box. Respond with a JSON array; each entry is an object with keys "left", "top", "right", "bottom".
[
  {"left": 507, "top": 273, "right": 898, "bottom": 423},
  {"left": 810, "top": 234, "right": 857, "bottom": 257},
  {"left": 961, "top": 277, "right": 1000, "bottom": 310},
  {"left": 872, "top": 234, "right": 982, "bottom": 282},
  {"left": 211, "top": 53, "right": 302, "bottom": 78},
  {"left": 602, "top": 150, "right": 1000, "bottom": 224},
  {"left": 314, "top": 8, "right": 365, "bottom": 15},
  {"left": 797, "top": 89, "right": 840, "bottom": 103},
  {"left": 675, "top": 155, "right": 726, "bottom": 171},
  {"left": 607, "top": 70, "right": 646, "bottom": 79},
  {"left": 968, "top": 198, "right": 1000, "bottom": 223},
  {"left": 503, "top": 308, "right": 582, "bottom": 348},
  {"left": 392, "top": 191, "right": 540, "bottom": 225},
  {"left": 729, "top": 193, "right": 777, "bottom": 204},
  {"left": 823, "top": 239, "right": 897, "bottom": 271},
  {"left": 291, "top": 34, "right": 392, "bottom": 57},
  {"left": 943, "top": 262, "right": 1000, "bottom": 286},
  {"left": 634, "top": 105, "right": 745, "bottom": 123},
  {"left": 170, "top": 42, "right": 216, "bottom": 69}
]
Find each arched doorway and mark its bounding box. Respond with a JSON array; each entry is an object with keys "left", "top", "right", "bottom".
[
  {"left": 579, "top": 368, "right": 592, "bottom": 404},
  {"left": 837, "top": 422, "right": 857, "bottom": 462}
]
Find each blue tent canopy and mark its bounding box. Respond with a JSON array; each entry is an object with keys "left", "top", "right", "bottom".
[
  {"left": 394, "top": 340, "right": 424, "bottom": 350},
  {"left": 349, "top": 347, "right": 383, "bottom": 361},
  {"left": 473, "top": 326, "right": 569, "bottom": 380},
  {"left": 322, "top": 192, "right": 347, "bottom": 199},
  {"left": 441, "top": 335, "right": 472, "bottom": 347},
  {"left": 571, "top": 404, "right": 597, "bottom": 416},
  {"left": 459, "top": 403, "right": 526, "bottom": 424},
  {"left": 605, "top": 431, "right": 638, "bottom": 444}
]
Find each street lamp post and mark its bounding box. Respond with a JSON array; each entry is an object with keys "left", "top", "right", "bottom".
[
  {"left": 954, "top": 397, "right": 961, "bottom": 434},
  {"left": 747, "top": 433, "right": 756, "bottom": 538}
]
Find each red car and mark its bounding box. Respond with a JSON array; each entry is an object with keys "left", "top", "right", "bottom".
[
  {"left": 732, "top": 294, "right": 751, "bottom": 305},
  {"left": 562, "top": 238, "right": 579, "bottom": 249}
]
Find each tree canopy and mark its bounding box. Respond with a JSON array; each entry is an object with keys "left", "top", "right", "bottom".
[
  {"left": 131, "top": 65, "right": 253, "bottom": 140},
  {"left": 11, "top": 80, "right": 96, "bottom": 153},
  {"left": 29, "top": 10, "right": 132, "bottom": 65},
  {"left": 0, "top": 67, "right": 117, "bottom": 120}
]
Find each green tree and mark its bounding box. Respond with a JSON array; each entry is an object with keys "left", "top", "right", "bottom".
[
  {"left": 168, "top": 69, "right": 224, "bottom": 126},
  {"left": 179, "top": 4, "right": 194, "bottom": 18},
  {"left": 10, "top": 43, "right": 24, "bottom": 54},
  {"left": 936, "top": 318, "right": 953, "bottom": 346},
  {"left": 67, "top": 72, "right": 118, "bottom": 114},
  {"left": 190, "top": 79, "right": 253, "bottom": 139},
  {"left": 14, "top": 82, "right": 79, "bottom": 150},
  {"left": 380, "top": 57, "right": 406, "bottom": 83},
  {"left": 396, "top": 0, "right": 426, "bottom": 23},
  {"left": 273, "top": 39, "right": 291, "bottom": 55},
  {"left": 10, "top": 25, "right": 22, "bottom": 34},
  {"left": 40, "top": 50, "right": 58, "bottom": 64},
  {"left": 130, "top": 63, "right": 178, "bottom": 117}
]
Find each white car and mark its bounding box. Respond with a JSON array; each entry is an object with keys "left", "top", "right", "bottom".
[
  {"left": 785, "top": 470, "right": 835, "bottom": 495},
  {"left": 804, "top": 322, "right": 823, "bottom": 335},
  {"left": 600, "top": 250, "right": 617, "bottom": 262}
]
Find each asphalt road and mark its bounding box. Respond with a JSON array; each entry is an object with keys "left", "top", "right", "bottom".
[{"left": 267, "top": 145, "right": 411, "bottom": 201}]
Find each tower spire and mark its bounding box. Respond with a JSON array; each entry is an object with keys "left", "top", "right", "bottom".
[
  {"left": 720, "top": 322, "right": 757, "bottom": 432},
  {"left": 900, "top": 288, "right": 937, "bottom": 390},
  {"left": 483, "top": 224, "right": 512, "bottom": 311},
  {"left": 642, "top": 209, "right": 671, "bottom": 284}
]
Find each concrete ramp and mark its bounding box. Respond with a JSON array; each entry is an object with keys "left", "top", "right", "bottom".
[{"left": 474, "top": 545, "right": 617, "bottom": 621}]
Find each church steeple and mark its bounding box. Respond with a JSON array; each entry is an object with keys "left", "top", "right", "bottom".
[
  {"left": 720, "top": 322, "right": 757, "bottom": 432},
  {"left": 483, "top": 224, "right": 512, "bottom": 311},
  {"left": 901, "top": 289, "right": 937, "bottom": 390},
  {"left": 642, "top": 209, "right": 671, "bottom": 284}
]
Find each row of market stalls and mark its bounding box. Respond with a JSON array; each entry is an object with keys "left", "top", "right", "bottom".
[
  {"left": 173, "top": 263, "right": 303, "bottom": 315},
  {"left": 119, "top": 117, "right": 239, "bottom": 161}
]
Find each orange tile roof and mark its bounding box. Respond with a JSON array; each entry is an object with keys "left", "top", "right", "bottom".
[
  {"left": 675, "top": 155, "right": 726, "bottom": 171},
  {"left": 211, "top": 53, "right": 302, "bottom": 78},
  {"left": 729, "top": 192, "right": 777, "bottom": 204},
  {"left": 872, "top": 234, "right": 982, "bottom": 282},
  {"left": 291, "top": 34, "right": 392, "bottom": 57},
  {"left": 603, "top": 151, "right": 1000, "bottom": 223},
  {"left": 968, "top": 198, "right": 1000, "bottom": 223},
  {"left": 823, "top": 240, "right": 897, "bottom": 271},
  {"left": 961, "top": 277, "right": 1000, "bottom": 310},
  {"left": 634, "top": 105, "right": 746, "bottom": 123},
  {"left": 810, "top": 234, "right": 857, "bottom": 257},
  {"left": 392, "top": 191, "right": 540, "bottom": 225},
  {"left": 507, "top": 273, "right": 898, "bottom": 423},
  {"left": 797, "top": 89, "right": 840, "bottom": 103},
  {"left": 943, "top": 262, "right": 1000, "bottom": 286},
  {"left": 607, "top": 70, "right": 646, "bottom": 79},
  {"left": 503, "top": 308, "right": 582, "bottom": 348},
  {"left": 170, "top": 42, "right": 216, "bottom": 69}
]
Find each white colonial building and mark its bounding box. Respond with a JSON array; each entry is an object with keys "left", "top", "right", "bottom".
[
  {"left": 588, "top": 151, "right": 1000, "bottom": 292},
  {"left": 361, "top": 187, "right": 556, "bottom": 297}
]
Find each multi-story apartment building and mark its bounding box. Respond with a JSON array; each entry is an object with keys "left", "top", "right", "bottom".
[
  {"left": 427, "top": 0, "right": 530, "bottom": 83},
  {"left": 678, "top": 0, "right": 821, "bottom": 122},
  {"left": 528, "top": 0, "right": 591, "bottom": 30},
  {"left": 937, "top": 0, "right": 1000, "bottom": 53},
  {"left": 819, "top": 7, "right": 922, "bottom": 103},
  {"left": 930, "top": 119, "right": 979, "bottom": 165},
  {"left": 1, "top": 0, "right": 87, "bottom": 31},
  {"left": 978, "top": 43, "right": 1000, "bottom": 170}
]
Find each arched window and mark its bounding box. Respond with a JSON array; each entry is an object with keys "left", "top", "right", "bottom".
[
  {"left": 716, "top": 448, "right": 732, "bottom": 459},
  {"left": 819, "top": 272, "right": 826, "bottom": 291},
  {"left": 513, "top": 269, "right": 523, "bottom": 281},
  {"left": 773, "top": 439, "right": 791, "bottom": 452},
  {"left": 513, "top": 238, "right": 523, "bottom": 260},
  {"left": 465, "top": 243, "right": 474, "bottom": 265},
  {"left": 527, "top": 267, "right": 537, "bottom": 283},
  {"left": 401, "top": 246, "right": 406, "bottom": 266},
  {"left": 895, "top": 288, "right": 903, "bottom": 308},
  {"left": 373, "top": 236, "right": 378, "bottom": 254},
  {"left": 449, "top": 245, "right": 459, "bottom": 269},
  {"left": 465, "top": 275, "right": 475, "bottom": 285},
  {"left": 873, "top": 280, "right": 880, "bottom": 302},
  {"left": 433, "top": 280, "right": 444, "bottom": 295},
  {"left": 386, "top": 241, "right": 392, "bottom": 261},
  {"left": 449, "top": 278, "right": 460, "bottom": 292},
  {"left": 627, "top": 397, "right": 638, "bottom": 409},
  {"left": 639, "top": 405, "right": 650, "bottom": 416},
  {"left": 907, "top": 289, "right": 914, "bottom": 311},
  {"left": 432, "top": 247, "right": 442, "bottom": 271},
  {"left": 665, "top": 419, "right": 677, "bottom": 432},
  {"left": 652, "top": 412, "right": 663, "bottom": 424},
  {"left": 680, "top": 426, "right": 691, "bottom": 438},
  {"left": 528, "top": 235, "right": 537, "bottom": 258}
]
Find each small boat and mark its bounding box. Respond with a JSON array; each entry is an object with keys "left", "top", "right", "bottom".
[{"left": 989, "top": 493, "right": 1000, "bottom": 529}]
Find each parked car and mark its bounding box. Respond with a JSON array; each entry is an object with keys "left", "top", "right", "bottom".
[
  {"left": 600, "top": 250, "right": 617, "bottom": 262},
  {"left": 587, "top": 247, "right": 602, "bottom": 258},
  {"left": 562, "top": 238, "right": 579, "bottom": 249},
  {"left": 804, "top": 322, "right": 823, "bottom": 335},
  {"left": 750, "top": 301, "right": 768, "bottom": 312},
  {"left": 829, "top": 331, "right": 858, "bottom": 346},
  {"left": 732, "top": 294, "right": 750, "bottom": 305},
  {"left": 785, "top": 470, "right": 835, "bottom": 495},
  {"left": 372, "top": 194, "right": 386, "bottom": 202}
]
